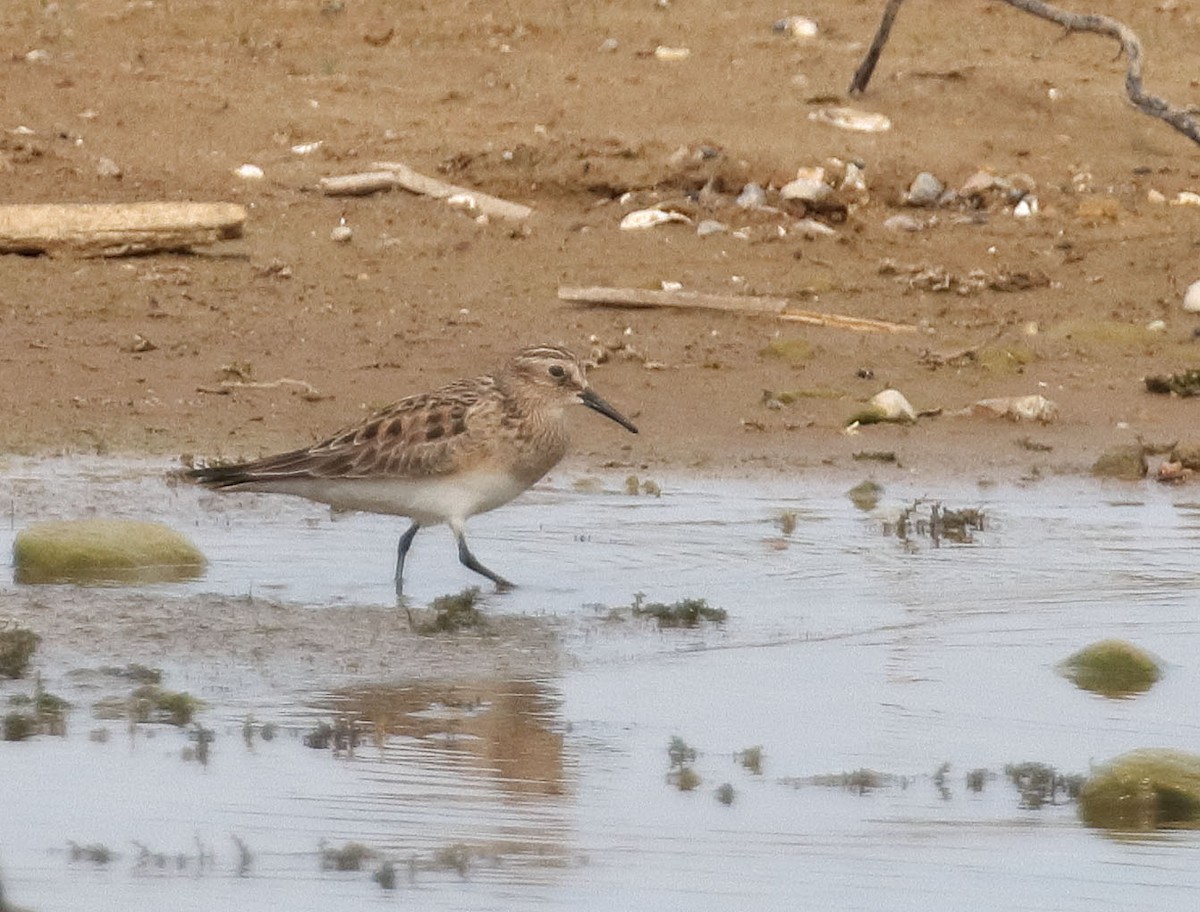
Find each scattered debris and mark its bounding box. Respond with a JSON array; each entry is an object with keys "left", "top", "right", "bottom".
[
  {"left": 1144, "top": 368, "right": 1200, "bottom": 397},
  {"left": 966, "top": 394, "right": 1058, "bottom": 423},
  {"left": 880, "top": 259, "right": 1050, "bottom": 296},
  {"left": 1091, "top": 445, "right": 1148, "bottom": 481},
  {"left": 1078, "top": 749, "right": 1200, "bottom": 831},
  {"left": 320, "top": 160, "right": 533, "bottom": 221},
  {"left": 807, "top": 106, "right": 891, "bottom": 133},
  {"left": 1059, "top": 640, "right": 1161, "bottom": 697},
  {"left": 0, "top": 201, "right": 245, "bottom": 257}
]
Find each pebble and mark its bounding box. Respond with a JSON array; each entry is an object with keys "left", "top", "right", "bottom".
[
  {"left": 735, "top": 183, "right": 767, "bottom": 209},
  {"left": 780, "top": 176, "right": 831, "bottom": 204},
  {"left": 1173, "top": 191, "right": 1200, "bottom": 206},
  {"left": 599, "top": 37, "right": 619, "bottom": 53},
  {"left": 330, "top": 225, "right": 353, "bottom": 243},
  {"left": 1184, "top": 280, "right": 1200, "bottom": 313},
  {"left": 696, "top": 219, "right": 728, "bottom": 237},
  {"left": 808, "top": 106, "right": 891, "bottom": 133},
  {"left": 233, "top": 163, "right": 264, "bottom": 180},
  {"left": 773, "top": 15, "right": 819, "bottom": 38},
  {"left": 1013, "top": 196, "right": 1038, "bottom": 218},
  {"left": 905, "top": 172, "right": 943, "bottom": 207}
]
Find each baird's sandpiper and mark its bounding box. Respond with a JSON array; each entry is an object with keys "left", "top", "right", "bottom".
[{"left": 189, "top": 344, "right": 638, "bottom": 594}]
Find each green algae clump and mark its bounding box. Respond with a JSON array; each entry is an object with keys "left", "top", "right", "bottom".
[
  {"left": 1059, "top": 639, "right": 1161, "bottom": 697},
  {"left": 1079, "top": 749, "right": 1200, "bottom": 831},
  {"left": 13, "top": 519, "right": 206, "bottom": 584}
]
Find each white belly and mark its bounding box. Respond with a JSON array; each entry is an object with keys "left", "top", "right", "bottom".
[{"left": 237, "top": 469, "right": 532, "bottom": 526}]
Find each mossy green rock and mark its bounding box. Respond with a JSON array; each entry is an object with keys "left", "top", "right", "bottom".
[
  {"left": 1060, "top": 639, "right": 1161, "bottom": 697},
  {"left": 1079, "top": 749, "right": 1200, "bottom": 831},
  {"left": 13, "top": 519, "right": 206, "bottom": 584},
  {"left": 1091, "top": 446, "right": 1147, "bottom": 480}
]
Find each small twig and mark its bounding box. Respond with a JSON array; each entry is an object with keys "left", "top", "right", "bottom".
[
  {"left": 849, "top": 0, "right": 1200, "bottom": 147},
  {"left": 320, "top": 161, "right": 533, "bottom": 221},
  {"left": 559, "top": 284, "right": 918, "bottom": 333}
]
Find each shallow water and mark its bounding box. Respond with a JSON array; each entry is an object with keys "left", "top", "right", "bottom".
[{"left": 2, "top": 458, "right": 1200, "bottom": 910}]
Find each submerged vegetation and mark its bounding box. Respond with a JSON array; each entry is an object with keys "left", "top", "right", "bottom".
[
  {"left": 631, "top": 593, "right": 727, "bottom": 628},
  {"left": 1059, "top": 640, "right": 1162, "bottom": 697},
  {"left": 1004, "top": 762, "right": 1085, "bottom": 809},
  {"left": 1078, "top": 750, "right": 1200, "bottom": 831},
  {"left": 0, "top": 625, "right": 40, "bottom": 679},
  {"left": 415, "top": 588, "right": 487, "bottom": 634},
  {"left": 884, "top": 501, "right": 985, "bottom": 546}
]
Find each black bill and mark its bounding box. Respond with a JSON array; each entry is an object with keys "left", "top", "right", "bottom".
[{"left": 579, "top": 388, "right": 639, "bottom": 434}]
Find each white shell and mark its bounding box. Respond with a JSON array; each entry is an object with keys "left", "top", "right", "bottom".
[
  {"left": 291, "top": 141, "right": 323, "bottom": 155},
  {"left": 870, "top": 389, "right": 916, "bottom": 422},
  {"left": 776, "top": 16, "right": 820, "bottom": 38},
  {"left": 654, "top": 46, "right": 691, "bottom": 61},
  {"left": 808, "top": 106, "right": 891, "bottom": 133},
  {"left": 330, "top": 225, "right": 353, "bottom": 243},
  {"left": 233, "top": 163, "right": 264, "bottom": 180},
  {"left": 446, "top": 193, "right": 479, "bottom": 212},
  {"left": 619, "top": 208, "right": 691, "bottom": 230},
  {"left": 1184, "top": 280, "right": 1200, "bottom": 313},
  {"left": 1013, "top": 196, "right": 1038, "bottom": 218},
  {"left": 1173, "top": 191, "right": 1200, "bottom": 207}
]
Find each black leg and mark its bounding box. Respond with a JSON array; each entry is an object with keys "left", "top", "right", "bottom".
[
  {"left": 395, "top": 522, "right": 421, "bottom": 596},
  {"left": 453, "top": 527, "right": 514, "bottom": 590}
]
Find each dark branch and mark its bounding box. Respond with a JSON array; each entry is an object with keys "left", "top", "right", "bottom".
[{"left": 848, "top": 0, "right": 1200, "bottom": 147}]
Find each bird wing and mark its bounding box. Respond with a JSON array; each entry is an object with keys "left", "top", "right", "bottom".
[{"left": 192, "top": 377, "right": 506, "bottom": 486}]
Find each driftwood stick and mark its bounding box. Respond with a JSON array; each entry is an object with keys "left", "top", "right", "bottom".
[
  {"left": 848, "top": 0, "right": 906, "bottom": 95},
  {"left": 559, "top": 285, "right": 918, "bottom": 333},
  {"left": 850, "top": 0, "right": 1200, "bottom": 146},
  {"left": 779, "top": 309, "right": 918, "bottom": 334},
  {"left": 0, "top": 202, "right": 245, "bottom": 256},
  {"left": 319, "top": 161, "right": 533, "bottom": 220},
  {"left": 559, "top": 285, "right": 791, "bottom": 315}
]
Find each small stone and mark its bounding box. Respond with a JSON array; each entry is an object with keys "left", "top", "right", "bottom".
[
  {"left": 653, "top": 45, "right": 690, "bottom": 61},
  {"left": 1013, "top": 196, "right": 1038, "bottom": 218},
  {"left": 905, "top": 172, "right": 943, "bottom": 207},
  {"left": 1091, "top": 446, "right": 1148, "bottom": 481},
  {"left": 330, "top": 224, "right": 353, "bottom": 243},
  {"left": 735, "top": 183, "right": 767, "bottom": 209},
  {"left": 1183, "top": 280, "right": 1200, "bottom": 313},
  {"left": 233, "top": 163, "right": 264, "bottom": 180},
  {"left": 599, "top": 37, "right": 619, "bottom": 52},
  {"left": 780, "top": 177, "right": 831, "bottom": 204},
  {"left": 773, "top": 15, "right": 819, "bottom": 38},
  {"left": 96, "top": 156, "right": 122, "bottom": 179},
  {"left": 1147, "top": 189, "right": 1167, "bottom": 205},
  {"left": 696, "top": 219, "right": 728, "bottom": 237},
  {"left": 1172, "top": 191, "right": 1200, "bottom": 207},
  {"left": 1171, "top": 441, "right": 1200, "bottom": 470}
]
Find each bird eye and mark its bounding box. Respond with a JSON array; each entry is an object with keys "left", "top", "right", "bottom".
[{"left": 548, "top": 365, "right": 566, "bottom": 379}]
